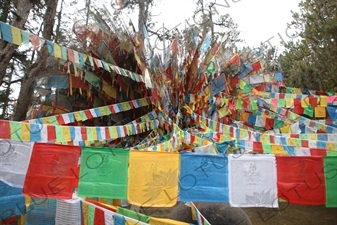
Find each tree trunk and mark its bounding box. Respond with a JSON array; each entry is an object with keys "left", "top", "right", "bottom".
[
  {"left": 0, "top": 0, "right": 34, "bottom": 85},
  {"left": 137, "top": 0, "right": 150, "bottom": 42},
  {"left": 12, "top": 0, "right": 59, "bottom": 121},
  {"left": 0, "top": 63, "right": 13, "bottom": 119}
]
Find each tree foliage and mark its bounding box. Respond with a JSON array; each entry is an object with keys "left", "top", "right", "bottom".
[{"left": 279, "top": 0, "right": 337, "bottom": 91}]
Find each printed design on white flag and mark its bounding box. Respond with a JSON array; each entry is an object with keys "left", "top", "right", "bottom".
[
  {"left": 0, "top": 140, "right": 34, "bottom": 188},
  {"left": 228, "top": 154, "right": 278, "bottom": 208}
]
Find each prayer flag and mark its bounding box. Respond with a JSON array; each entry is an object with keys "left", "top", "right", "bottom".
[
  {"left": 128, "top": 151, "right": 179, "bottom": 207},
  {"left": 179, "top": 153, "right": 228, "bottom": 202},
  {"left": 23, "top": 143, "right": 80, "bottom": 199},
  {"left": 324, "top": 157, "right": 337, "bottom": 207},
  {"left": 228, "top": 154, "right": 278, "bottom": 208},
  {"left": 78, "top": 147, "right": 129, "bottom": 199},
  {"left": 276, "top": 156, "right": 326, "bottom": 205}
]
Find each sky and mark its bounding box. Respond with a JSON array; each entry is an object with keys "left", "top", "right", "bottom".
[{"left": 151, "top": 0, "right": 303, "bottom": 52}]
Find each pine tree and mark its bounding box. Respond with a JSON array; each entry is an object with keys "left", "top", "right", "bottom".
[{"left": 279, "top": 0, "right": 337, "bottom": 91}]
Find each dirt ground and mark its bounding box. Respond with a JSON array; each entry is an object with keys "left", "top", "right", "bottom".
[
  {"left": 138, "top": 203, "right": 337, "bottom": 225},
  {"left": 243, "top": 203, "right": 337, "bottom": 225}
]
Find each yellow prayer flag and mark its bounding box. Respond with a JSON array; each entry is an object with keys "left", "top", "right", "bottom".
[
  {"left": 285, "top": 98, "right": 293, "bottom": 108},
  {"left": 271, "top": 144, "right": 287, "bottom": 155},
  {"left": 293, "top": 88, "right": 302, "bottom": 94},
  {"left": 11, "top": 26, "right": 22, "bottom": 45},
  {"left": 104, "top": 62, "right": 111, "bottom": 72},
  {"left": 42, "top": 117, "right": 50, "bottom": 124},
  {"left": 260, "top": 134, "right": 270, "bottom": 144},
  {"left": 218, "top": 106, "right": 229, "bottom": 118},
  {"left": 240, "top": 129, "right": 248, "bottom": 139},
  {"left": 91, "top": 127, "right": 98, "bottom": 140},
  {"left": 308, "top": 134, "right": 317, "bottom": 140},
  {"left": 99, "top": 107, "right": 107, "bottom": 116},
  {"left": 326, "top": 142, "right": 336, "bottom": 151},
  {"left": 320, "top": 96, "right": 327, "bottom": 106},
  {"left": 301, "top": 97, "right": 309, "bottom": 108},
  {"left": 314, "top": 106, "right": 326, "bottom": 118},
  {"left": 62, "top": 126, "right": 71, "bottom": 142},
  {"left": 203, "top": 85, "right": 211, "bottom": 96},
  {"left": 54, "top": 43, "right": 62, "bottom": 59},
  {"left": 82, "top": 202, "right": 88, "bottom": 225},
  {"left": 73, "top": 111, "right": 82, "bottom": 121},
  {"left": 280, "top": 124, "right": 291, "bottom": 134},
  {"left": 21, "top": 123, "right": 30, "bottom": 142},
  {"left": 110, "top": 127, "right": 118, "bottom": 139},
  {"left": 128, "top": 151, "right": 180, "bottom": 207},
  {"left": 149, "top": 217, "right": 190, "bottom": 225},
  {"left": 288, "top": 138, "right": 296, "bottom": 146}
]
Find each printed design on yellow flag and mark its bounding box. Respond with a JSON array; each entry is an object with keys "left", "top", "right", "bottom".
[{"left": 128, "top": 151, "right": 179, "bottom": 207}]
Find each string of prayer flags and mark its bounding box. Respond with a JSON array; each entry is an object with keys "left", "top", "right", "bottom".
[
  {"left": 276, "top": 156, "right": 326, "bottom": 205},
  {"left": 27, "top": 97, "right": 152, "bottom": 125},
  {"left": 323, "top": 156, "right": 337, "bottom": 207},
  {"left": 127, "top": 151, "right": 180, "bottom": 207},
  {"left": 0, "top": 22, "right": 146, "bottom": 84},
  {"left": 0, "top": 140, "right": 33, "bottom": 188},
  {"left": 179, "top": 153, "right": 228, "bottom": 202},
  {"left": 228, "top": 154, "right": 278, "bottom": 208},
  {"left": 78, "top": 147, "right": 129, "bottom": 199},
  {"left": 23, "top": 143, "right": 81, "bottom": 199}
]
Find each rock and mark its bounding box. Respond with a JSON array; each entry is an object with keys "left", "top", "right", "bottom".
[{"left": 169, "top": 202, "right": 252, "bottom": 225}]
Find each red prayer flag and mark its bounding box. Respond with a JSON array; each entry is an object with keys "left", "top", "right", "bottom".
[
  {"left": 23, "top": 143, "right": 81, "bottom": 199},
  {"left": 310, "top": 148, "right": 327, "bottom": 156},
  {"left": 251, "top": 61, "right": 262, "bottom": 73},
  {"left": 94, "top": 207, "right": 105, "bottom": 225},
  {"left": 276, "top": 156, "right": 326, "bottom": 205},
  {"left": 225, "top": 54, "right": 240, "bottom": 67},
  {"left": 0, "top": 120, "right": 10, "bottom": 139},
  {"left": 309, "top": 97, "right": 318, "bottom": 107},
  {"left": 47, "top": 125, "right": 56, "bottom": 142}
]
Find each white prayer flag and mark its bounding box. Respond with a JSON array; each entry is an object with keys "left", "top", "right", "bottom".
[{"left": 228, "top": 154, "right": 278, "bottom": 208}]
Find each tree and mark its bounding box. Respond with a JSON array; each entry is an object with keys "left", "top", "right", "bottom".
[
  {"left": 279, "top": 0, "right": 337, "bottom": 91},
  {"left": 0, "top": 0, "right": 36, "bottom": 85},
  {"left": 13, "top": 0, "right": 59, "bottom": 121}
]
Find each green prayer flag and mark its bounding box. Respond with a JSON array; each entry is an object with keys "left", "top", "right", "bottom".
[
  {"left": 304, "top": 106, "right": 314, "bottom": 117},
  {"left": 10, "top": 121, "right": 21, "bottom": 141},
  {"left": 244, "top": 84, "right": 252, "bottom": 93},
  {"left": 56, "top": 126, "right": 64, "bottom": 142},
  {"left": 274, "top": 120, "right": 284, "bottom": 129},
  {"left": 88, "top": 204, "right": 95, "bottom": 225},
  {"left": 207, "top": 62, "right": 215, "bottom": 74},
  {"left": 263, "top": 144, "right": 272, "bottom": 153},
  {"left": 251, "top": 100, "right": 258, "bottom": 111},
  {"left": 61, "top": 46, "right": 68, "bottom": 60},
  {"left": 324, "top": 157, "right": 337, "bottom": 207},
  {"left": 286, "top": 87, "right": 293, "bottom": 93},
  {"left": 294, "top": 139, "right": 302, "bottom": 147},
  {"left": 78, "top": 147, "right": 129, "bottom": 199},
  {"left": 85, "top": 70, "right": 101, "bottom": 87},
  {"left": 327, "top": 151, "right": 337, "bottom": 156},
  {"left": 79, "top": 111, "right": 88, "bottom": 121},
  {"left": 278, "top": 99, "right": 286, "bottom": 107},
  {"left": 235, "top": 99, "right": 243, "bottom": 110},
  {"left": 21, "top": 30, "right": 30, "bottom": 45},
  {"left": 116, "top": 207, "right": 150, "bottom": 223}
]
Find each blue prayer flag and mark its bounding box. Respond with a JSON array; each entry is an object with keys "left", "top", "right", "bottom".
[{"left": 179, "top": 153, "right": 229, "bottom": 202}]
